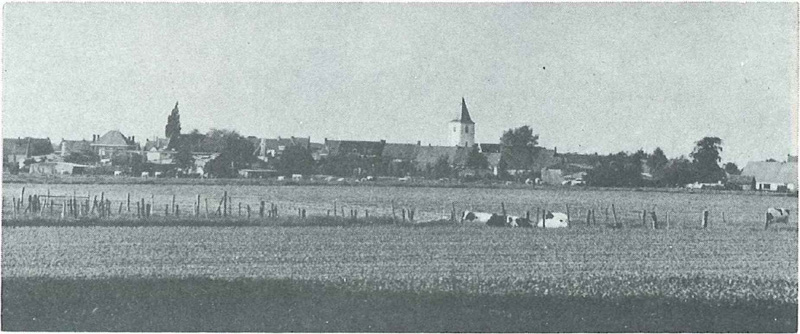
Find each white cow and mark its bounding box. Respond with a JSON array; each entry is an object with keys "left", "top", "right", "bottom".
[
  {"left": 766, "top": 207, "right": 791, "bottom": 229},
  {"left": 538, "top": 211, "right": 569, "bottom": 228},
  {"left": 140, "top": 172, "right": 150, "bottom": 178},
  {"left": 114, "top": 171, "right": 123, "bottom": 176}
]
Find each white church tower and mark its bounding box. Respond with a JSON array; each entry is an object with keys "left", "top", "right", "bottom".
[{"left": 448, "top": 97, "right": 475, "bottom": 147}]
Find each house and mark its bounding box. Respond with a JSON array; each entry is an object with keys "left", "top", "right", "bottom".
[
  {"left": 382, "top": 142, "right": 422, "bottom": 162},
  {"left": 90, "top": 131, "right": 137, "bottom": 159},
  {"left": 252, "top": 136, "right": 312, "bottom": 161},
  {"left": 28, "top": 162, "right": 90, "bottom": 175},
  {"left": 541, "top": 168, "right": 564, "bottom": 185},
  {"left": 413, "top": 145, "right": 470, "bottom": 171},
  {"left": 59, "top": 139, "right": 93, "bottom": 157},
  {"left": 143, "top": 137, "right": 175, "bottom": 164},
  {"left": 3, "top": 137, "right": 54, "bottom": 165},
  {"left": 741, "top": 161, "right": 798, "bottom": 192}
]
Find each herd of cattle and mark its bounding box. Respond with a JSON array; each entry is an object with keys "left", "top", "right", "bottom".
[
  {"left": 461, "top": 210, "right": 569, "bottom": 228},
  {"left": 461, "top": 207, "right": 793, "bottom": 229}
]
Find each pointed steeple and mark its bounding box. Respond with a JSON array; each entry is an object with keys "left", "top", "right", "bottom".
[{"left": 457, "top": 97, "right": 475, "bottom": 124}]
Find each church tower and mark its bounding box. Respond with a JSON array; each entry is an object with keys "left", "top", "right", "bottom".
[{"left": 448, "top": 97, "right": 475, "bottom": 147}]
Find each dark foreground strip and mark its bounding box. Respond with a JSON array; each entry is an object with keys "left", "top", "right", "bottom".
[{"left": 2, "top": 277, "right": 796, "bottom": 332}]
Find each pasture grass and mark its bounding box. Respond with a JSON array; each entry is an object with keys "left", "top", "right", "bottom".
[
  {"left": 3, "top": 276, "right": 796, "bottom": 332},
  {"left": 1, "top": 215, "right": 407, "bottom": 227}
]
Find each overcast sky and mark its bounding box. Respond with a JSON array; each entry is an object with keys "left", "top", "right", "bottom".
[{"left": 3, "top": 3, "right": 797, "bottom": 165}]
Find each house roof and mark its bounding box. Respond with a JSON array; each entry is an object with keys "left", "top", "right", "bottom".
[
  {"left": 325, "top": 140, "right": 385, "bottom": 157},
  {"left": 382, "top": 143, "right": 421, "bottom": 161},
  {"left": 3, "top": 137, "right": 54, "bottom": 157},
  {"left": 61, "top": 140, "right": 92, "bottom": 154},
  {"left": 741, "top": 161, "right": 798, "bottom": 185},
  {"left": 93, "top": 130, "right": 134, "bottom": 147},
  {"left": 414, "top": 146, "right": 469, "bottom": 169},
  {"left": 451, "top": 98, "right": 474, "bottom": 124}
]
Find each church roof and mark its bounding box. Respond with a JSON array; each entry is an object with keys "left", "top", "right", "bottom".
[{"left": 452, "top": 97, "right": 474, "bottom": 124}]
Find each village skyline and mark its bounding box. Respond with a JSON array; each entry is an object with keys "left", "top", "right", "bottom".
[{"left": 3, "top": 3, "right": 798, "bottom": 166}]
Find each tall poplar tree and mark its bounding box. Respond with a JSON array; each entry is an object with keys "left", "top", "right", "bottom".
[{"left": 165, "top": 101, "right": 181, "bottom": 150}]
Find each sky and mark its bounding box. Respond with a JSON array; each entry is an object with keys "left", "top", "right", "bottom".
[{"left": 3, "top": 3, "right": 798, "bottom": 166}]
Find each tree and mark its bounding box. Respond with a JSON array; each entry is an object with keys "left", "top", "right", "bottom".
[
  {"left": 723, "top": 162, "right": 740, "bottom": 175},
  {"left": 431, "top": 155, "right": 452, "bottom": 179},
  {"left": 466, "top": 146, "right": 488, "bottom": 170},
  {"left": 690, "top": 137, "right": 724, "bottom": 182},
  {"left": 204, "top": 129, "right": 256, "bottom": 178},
  {"left": 662, "top": 157, "right": 698, "bottom": 187},
  {"left": 647, "top": 147, "right": 669, "bottom": 174},
  {"left": 585, "top": 152, "right": 643, "bottom": 187},
  {"left": 165, "top": 101, "right": 181, "bottom": 149},
  {"left": 174, "top": 136, "right": 195, "bottom": 172},
  {"left": 275, "top": 145, "right": 314, "bottom": 176},
  {"left": 500, "top": 126, "right": 539, "bottom": 147}
]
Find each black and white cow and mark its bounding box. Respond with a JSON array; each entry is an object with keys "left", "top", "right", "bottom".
[
  {"left": 462, "top": 211, "right": 532, "bottom": 227},
  {"left": 765, "top": 207, "right": 791, "bottom": 229},
  {"left": 537, "top": 211, "right": 569, "bottom": 228}
]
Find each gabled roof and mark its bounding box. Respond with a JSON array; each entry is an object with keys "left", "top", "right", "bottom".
[
  {"left": 3, "top": 137, "right": 53, "bottom": 157},
  {"left": 382, "top": 143, "right": 421, "bottom": 161},
  {"left": 451, "top": 97, "right": 474, "bottom": 124},
  {"left": 93, "top": 130, "right": 134, "bottom": 147},
  {"left": 741, "top": 161, "right": 798, "bottom": 185}
]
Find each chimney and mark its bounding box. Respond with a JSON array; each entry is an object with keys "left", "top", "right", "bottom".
[
  {"left": 131, "top": 136, "right": 135, "bottom": 143},
  {"left": 417, "top": 141, "right": 421, "bottom": 146},
  {"left": 92, "top": 135, "right": 96, "bottom": 142},
  {"left": 61, "top": 140, "right": 67, "bottom": 157}
]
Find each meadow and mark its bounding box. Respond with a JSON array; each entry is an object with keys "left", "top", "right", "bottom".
[{"left": 2, "top": 183, "right": 798, "bottom": 331}]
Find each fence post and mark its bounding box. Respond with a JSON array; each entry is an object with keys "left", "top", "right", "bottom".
[
  {"left": 172, "top": 195, "right": 176, "bottom": 215},
  {"left": 651, "top": 211, "right": 658, "bottom": 229},
  {"left": 223, "top": 191, "right": 228, "bottom": 217},
  {"left": 176, "top": 205, "right": 180, "bottom": 217},
  {"left": 402, "top": 208, "right": 406, "bottom": 222},
  {"left": 137, "top": 202, "right": 141, "bottom": 218},
  {"left": 586, "top": 210, "right": 591, "bottom": 225},
  {"left": 702, "top": 210, "right": 709, "bottom": 229},
  {"left": 239, "top": 203, "right": 242, "bottom": 217},
  {"left": 205, "top": 198, "right": 209, "bottom": 218},
  {"left": 165, "top": 204, "right": 169, "bottom": 216},
  {"left": 611, "top": 204, "right": 619, "bottom": 227},
  {"left": 146, "top": 204, "right": 151, "bottom": 218},
  {"left": 247, "top": 205, "right": 251, "bottom": 219},
  {"left": 118, "top": 202, "right": 123, "bottom": 215},
  {"left": 260, "top": 201, "right": 265, "bottom": 218},
  {"left": 565, "top": 204, "right": 571, "bottom": 228},
  {"left": 127, "top": 193, "right": 131, "bottom": 212},
  {"left": 391, "top": 200, "right": 396, "bottom": 222},
  {"left": 642, "top": 210, "right": 647, "bottom": 227},
  {"left": 501, "top": 202, "right": 506, "bottom": 216}
]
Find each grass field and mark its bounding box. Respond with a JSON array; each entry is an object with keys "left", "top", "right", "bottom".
[{"left": 3, "top": 224, "right": 797, "bottom": 331}]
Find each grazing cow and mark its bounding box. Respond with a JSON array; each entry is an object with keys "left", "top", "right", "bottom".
[
  {"left": 462, "top": 211, "right": 495, "bottom": 224},
  {"left": 154, "top": 171, "right": 163, "bottom": 178},
  {"left": 766, "top": 207, "right": 791, "bottom": 229},
  {"left": 140, "top": 172, "right": 150, "bottom": 178},
  {"left": 114, "top": 171, "right": 123, "bottom": 176},
  {"left": 486, "top": 214, "right": 508, "bottom": 227},
  {"left": 537, "top": 211, "right": 569, "bottom": 228}
]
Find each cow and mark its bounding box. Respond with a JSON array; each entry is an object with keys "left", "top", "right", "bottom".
[
  {"left": 765, "top": 207, "right": 791, "bottom": 229},
  {"left": 114, "top": 171, "right": 123, "bottom": 176},
  {"left": 537, "top": 211, "right": 569, "bottom": 228},
  {"left": 140, "top": 172, "right": 150, "bottom": 178},
  {"left": 461, "top": 211, "right": 495, "bottom": 224}
]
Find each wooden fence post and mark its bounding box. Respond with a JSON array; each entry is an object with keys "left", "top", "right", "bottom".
[
  {"left": 565, "top": 204, "right": 571, "bottom": 228},
  {"left": 501, "top": 202, "right": 506, "bottom": 216},
  {"left": 702, "top": 210, "right": 709, "bottom": 229},
  {"left": 260, "top": 201, "right": 265, "bottom": 218},
  {"left": 247, "top": 205, "right": 251, "bottom": 219},
  {"left": 651, "top": 211, "right": 658, "bottom": 229},
  {"left": 127, "top": 193, "right": 131, "bottom": 212},
  {"left": 611, "top": 204, "right": 619, "bottom": 227},
  {"left": 642, "top": 210, "right": 647, "bottom": 227}
]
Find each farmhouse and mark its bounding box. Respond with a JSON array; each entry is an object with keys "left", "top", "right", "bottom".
[
  {"left": 3, "top": 137, "right": 54, "bottom": 165},
  {"left": 28, "top": 162, "right": 90, "bottom": 175},
  {"left": 252, "top": 136, "right": 312, "bottom": 161},
  {"left": 741, "top": 160, "right": 798, "bottom": 192},
  {"left": 90, "top": 131, "right": 137, "bottom": 159},
  {"left": 144, "top": 137, "right": 175, "bottom": 164}
]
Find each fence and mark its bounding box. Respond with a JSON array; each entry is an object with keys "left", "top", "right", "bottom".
[{"left": 1, "top": 186, "right": 792, "bottom": 229}]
